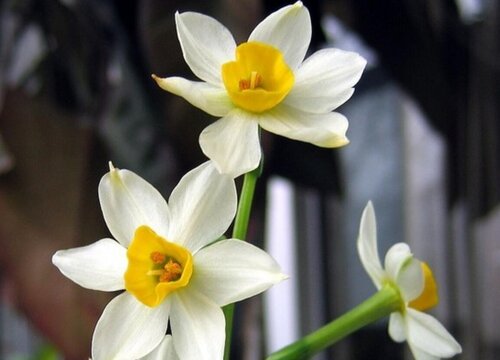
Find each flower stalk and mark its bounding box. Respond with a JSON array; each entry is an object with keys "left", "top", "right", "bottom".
[
  {"left": 232, "top": 160, "right": 262, "bottom": 240},
  {"left": 266, "top": 285, "right": 401, "bottom": 360},
  {"left": 223, "top": 161, "right": 262, "bottom": 360}
]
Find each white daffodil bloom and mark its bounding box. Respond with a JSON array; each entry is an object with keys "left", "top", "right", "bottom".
[
  {"left": 53, "top": 161, "right": 286, "bottom": 360},
  {"left": 153, "top": 1, "right": 366, "bottom": 178},
  {"left": 357, "top": 202, "right": 462, "bottom": 360}
]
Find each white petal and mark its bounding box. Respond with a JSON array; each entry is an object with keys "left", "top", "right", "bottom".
[
  {"left": 167, "top": 161, "right": 237, "bottom": 252},
  {"left": 99, "top": 166, "right": 170, "bottom": 247},
  {"left": 409, "top": 346, "right": 440, "bottom": 360},
  {"left": 52, "top": 239, "right": 126, "bottom": 291},
  {"left": 384, "top": 242, "right": 415, "bottom": 281},
  {"left": 356, "top": 202, "right": 385, "bottom": 288},
  {"left": 191, "top": 239, "right": 286, "bottom": 306},
  {"left": 152, "top": 76, "right": 233, "bottom": 117},
  {"left": 140, "top": 335, "right": 178, "bottom": 360},
  {"left": 92, "top": 293, "right": 170, "bottom": 360},
  {"left": 175, "top": 12, "right": 236, "bottom": 85},
  {"left": 284, "top": 48, "right": 366, "bottom": 113},
  {"left": 199, "top": 110, "right": 261, "bottom": 178},
  {"left": 405, "top": 308, "right": 462, "bottom": 358},
  {"left": 259, "top": 104, "right": 349, "bottom": 148},
  {"left": 249, "top": 1, "right": 311, "bottom": 70},
  {"left": 388, "top": 312, "right": 407, "bottom": 343},
  {"left": 397, "top": 258, "right": 424, "bottom": 302},
  {"left": 170, "top": 289, "right": 225, "bottom": 360}
]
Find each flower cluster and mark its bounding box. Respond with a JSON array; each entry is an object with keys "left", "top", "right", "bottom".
[{"left": 52, "top": 2, "right": 462, "bottom": 360}]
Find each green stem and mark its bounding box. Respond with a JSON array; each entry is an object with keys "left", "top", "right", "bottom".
[
  {"left": 266, "top": 285, "right": 402, "bottom": 360},
  {"left": 223, "top": 164, "right": 262, "bottom": 360},
  {"left": 232, "top": 164, "right": 261, "bottom": 240}
]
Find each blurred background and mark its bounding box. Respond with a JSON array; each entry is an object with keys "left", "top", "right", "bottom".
[{"left": 0, "top": 0, "right": 498, "bottom": 359}]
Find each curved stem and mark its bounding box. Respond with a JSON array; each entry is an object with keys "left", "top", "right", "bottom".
[{"left": 266, "top": 285, "right": 401, "bottom": 360}]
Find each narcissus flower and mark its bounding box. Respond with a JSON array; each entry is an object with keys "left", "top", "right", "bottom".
[
  {"left": 153, "top": 1, "right": 366, "bottom": 177},
  {"left": 53, "top": 161, "right": 285, "bottom": 360},
  {"left": 357, "top": 202, "right": 462, "bottom": 360}
]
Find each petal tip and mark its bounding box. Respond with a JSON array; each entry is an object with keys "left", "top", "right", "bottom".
[
  {"left": 51, "top": 251, "right": 62, "bottom": 266},
  {"left": 174, "top": 11, "right": 182, "bottom": 22},
  {"left": 326, "top": 135, "right": 349, "bottom": 148},
  {"left": 279, "top": 273, "right": 290, "bottom": 281},
  {"left": 107, "top": 164, "right": 122, "bottom": 183},
  {"left": 339, "top": 136, "right": 350, "bottom": 147},
  {"left": 151, "top": 74, "right": 169, "bottom": 90}
]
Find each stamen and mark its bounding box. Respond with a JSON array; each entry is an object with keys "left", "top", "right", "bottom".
[
  {"left": 148, "top": 252, "right": 183, "bottom": 282},
  {"left": 239, "top": 79, "right": 250, "bottom": 90},
  {"left": 250, "top": 71, "right": 261, "bottom": 89},
  {"left": 161, "top": 259, "right": 183, "bottom": 282},
  {"left": 238, "top": 71, "right": 262, "bottom": 91},
  {"left": 147, "top": 259, "right": 183, "bottom": 282},
  {"left": 150, "top": 251, "right": 166, "bottom": 264}
]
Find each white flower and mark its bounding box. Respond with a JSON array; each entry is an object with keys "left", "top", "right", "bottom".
[
  {"left": 357, "top": 202, "right": 462, "bottom": 360},
  {"left": 153, "top": 1, "right": 366, "bottom": 178},
  {"left": 52, "top": 161, "right": 286, "bottom": 360}
]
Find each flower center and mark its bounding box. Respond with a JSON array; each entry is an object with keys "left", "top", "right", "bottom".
[
  {"left": 239, "top": 71, "right": 262, "bottom": 91},
  {"left": 409, "top": 262, "right": 439, "bottom": 311},
  {"left": 221, "top": 41, "right": 294, "bottom": 113},
  {"left": 124, "top": 226, "right": 193, "bottom": 307},
  {"left": 147, "top": 253, "right": 184, "bottom": 282}
]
